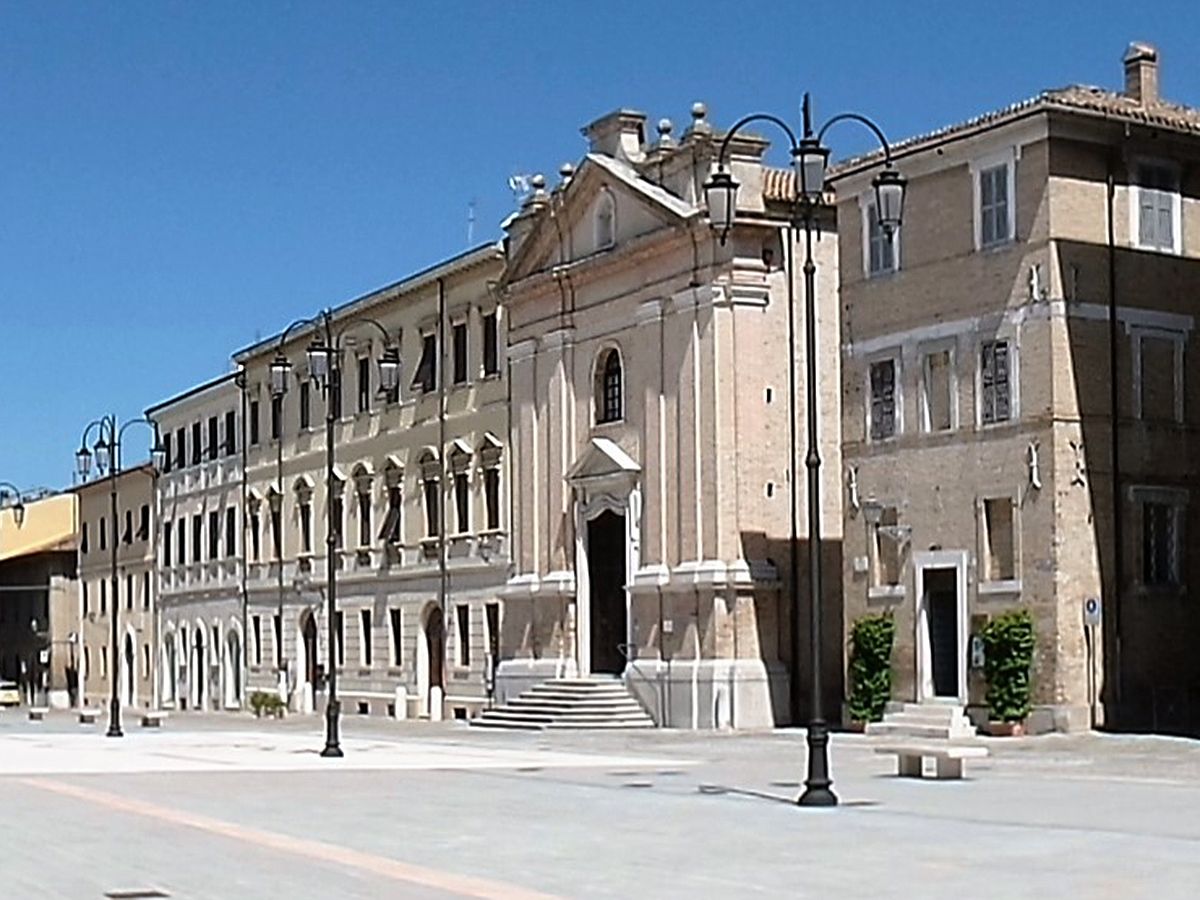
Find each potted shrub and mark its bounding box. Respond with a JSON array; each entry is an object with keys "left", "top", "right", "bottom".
[
  {"left": 250, "top": 690, "right": 286, "bottom": 719},
  {"left": 845, "top": 612, "right": 896, "bottom": 729},
  {"left": 979, "top": 609, "right": 1035, "bottom": 736}
]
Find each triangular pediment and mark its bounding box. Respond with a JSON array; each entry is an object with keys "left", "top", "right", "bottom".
[
  {"left": 505, "top": 154, "right": 696, "bottom": 284},
  {"left": 565, "top": 437, "right": 641, "bottom": 485}
]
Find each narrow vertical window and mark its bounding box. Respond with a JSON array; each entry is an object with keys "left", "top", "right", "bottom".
[
  {"left": 360, "top": 609, "right": 372, "bottom": 667},
  {"left": 250, "top": 510, "right": 261, "bottom": 561},
  {"left": 175, "top": 427, "right": 186, "bottom": 468},
  {"left": 482, "top": 311, "right": 499, "bottom": 376},
  {"left": 452, "top": 321, "right": 468, "bottom": 385},
  {"left": 138, "top": 504, "right": 150, "bottom": 541},
  {"left": 331, "top": 489, "right": 344, "bottom": 551},
  {"left": 252, "top": 615, "right": 263, "bottom": 666},
  {"left": 208, "top": 510, "right": 220, "bottom": 560},
  {"left": 980, "top": 340, "right": 1012, "bottom": 425},
  {"left": 82, "top": 582, "right": 90, "bottom": 616},
  {"left": 921, "top": 349, "right": 953, "bottom": 432},
  {"left": 273, "top": 614, "right": 282, "bottom": 667},
  {"left": 300, "top": 500, "right": 312, "bottom": 554},
  {"left": 100, "top": 580, "right": 107, "bottom": 615},
  {"left": 99, "top": 517, "right": 106, "bottom": 550},
  {"left": 357, "top": 356, "right": 371, "bottom": 413},
  {"left": 192, "top": 421, "right": 202, "bottom": 465},
  {"left": 1143, "top": 501, "right": 1180, "bottom": 586},
  {"left": 177, "top": 518, "right": 185, "bottom": 563},
  {"left": 225, "top": 507, "right": 237, "bottom": 558},
  {"left": 270, "top": 505, "right": 282, "bottom": 559},
  {"left": 358, "top": 487, "right": 372, "bottom": 547},
  {"left": 380, "top": 483, "right": 403, "bottom": 544},
  {"left": 81, "top": 522, "right": 90, "bottom": 554},
  {"left": 192, "top": 514, "right": 202, "bottom": 563},
  {"left": 456, "top": 604, "right": 471, "bottom": 667},
  {"left": 867, "top": 202, "right": 896, "bottom": 275},
  {"left": 334, "top": 611, "right": 345, "bottom": 667},
  {"left": 299, "top": 381, "right": 310, "bottom": 429},
  {"left": 389, "top": 608, "right": 403, "bottom": 665},
  {"left": 423, "top": 476, "right": 440, "bottom": 538},
  {"left": 413, "top": 333, "right": 437, "bottom": 393},
  {"left": 979, "top": 163, "right": 1010, "bottom": 247},
  {"left": 484, "top": 467, "right": 500, "bottom": 531},
  {"left": 1137, "top": 163, "right": 1178, "bottom": 252},
  {"left": 982, "top": 497, "right": 1016, "bottom": 582},
  {"left": 454, "top": 471, "right": 470, "bottom": 534},
  {"left": 224, "top": 410, "right": 236, "bottom": 455},
  {"left": 142, "top": 571, "right": 150, "bottom": 610},
  {"left": 163, "top": 522, "right": 172, "bottom": 567},
  {"left": 162, "top": 433, "right": 172, "bottom": 474},
  {"left": 208, "top": 415, "right": 219, "bottom": 461},
  {"left": 869, "top": 358, "right": 897, "bottom": 440},
  {"left": 270, "top": 395, "right": 282, "bottom": 440},
  {"left": 596, "top": 349, "right": 623, "bottom": 424},
  {"left": 485, "top": 602, "right": 500, "bottom": 664},
  {"left": 329, "top": 368, "right": 343, "bottom": 419},
  {"left": 249, "top": 400, "right": 260, "bottom": 445}
]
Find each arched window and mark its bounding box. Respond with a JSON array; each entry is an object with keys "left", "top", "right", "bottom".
[
  {"left": 596, "top": 348, "right": 623, "bottom": 424},
  {"left": 595, "top": 190, "right": 615, "bottom": 250}
]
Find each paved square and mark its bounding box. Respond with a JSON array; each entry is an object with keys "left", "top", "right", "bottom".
[{"left": 1, "top": 712, "right": 1198, "bottom": 898}]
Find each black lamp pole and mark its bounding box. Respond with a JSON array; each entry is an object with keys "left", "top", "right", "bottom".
[
  {"left": 705, "top": 93, "right": 906, "bottom": 808},
  {"left": 268, "top": 311, "right": 400, "bottom": 758},
  {"left": 76, "top": 416, "right": 166, "bottom": 738}
]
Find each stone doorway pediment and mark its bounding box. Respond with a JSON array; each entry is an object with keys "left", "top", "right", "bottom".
[{"left": 565, "top": 437, "right": 641, "bottom": 492}]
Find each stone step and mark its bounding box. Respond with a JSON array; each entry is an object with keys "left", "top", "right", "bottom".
[
  {"left": 884, "top": 712, "right": 975, "bottom": 729},
  {"left": 865, "top": 722, "right": 976, "bottom": 740},
  {"left": 469, "top": 678, "right": 655, "bottom": 731},
  {"left": 512, "top": 693, "right": 642, "bottom": 707}
]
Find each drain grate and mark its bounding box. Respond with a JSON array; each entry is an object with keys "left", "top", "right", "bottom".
[{"left": 104, "top": 889, "right": 170, "bottom": 899}]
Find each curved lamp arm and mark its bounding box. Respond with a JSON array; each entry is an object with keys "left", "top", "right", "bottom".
[
  {"left": 712, "top": 112, "right": 800, "bottom": 170},
  {"left": 816, "top": 112, "right": 894, "bottom": 165}
]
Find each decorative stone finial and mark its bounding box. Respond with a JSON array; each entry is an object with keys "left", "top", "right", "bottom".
[
  {"left": 558, "top": 162, "right": 576, "bottom": 185},
  {"left": 688, "top": 101, "right": 712, "bottom": 136},
  {"left": 655, "top": 117, "right": 675, "bottom": 149}
]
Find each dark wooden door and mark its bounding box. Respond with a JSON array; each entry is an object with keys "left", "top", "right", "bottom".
[
  {"left": 926, "top": 568, "right": 959, "bottom": 698},
  {"left": 587, "top": 511, "right": 627, "bottom": 675},
  {"left": 426, "top": 607, "right": 445, "bottom": 691}
]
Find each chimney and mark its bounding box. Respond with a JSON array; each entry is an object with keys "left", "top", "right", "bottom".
[
  {"left": 581, "top": 109, "right": 647, "bottom": 163},
  {"left": 1123, "top": 42, "right": 1159, "bottom": 105}
]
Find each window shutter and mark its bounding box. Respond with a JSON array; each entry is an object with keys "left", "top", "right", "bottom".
[
  {"left": 1140, "top": 190, "right": 1158, "bottom": 246},
  {"left": 981, "top": 344, "right": 996, "bottom": 423},
  {"left": 993, "top": 341, "right": 1010, "bottom": 421},
  {"left": 1156, "top": 189, "right": 1174, "bottom": 249}
]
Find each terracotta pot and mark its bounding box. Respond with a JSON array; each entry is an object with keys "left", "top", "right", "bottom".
[
  {"left": 843, "top": 720, "right": 868, "bottom": 733},
  {"left": 987, "top": 720, "right": 1025, "bottom": 737}
]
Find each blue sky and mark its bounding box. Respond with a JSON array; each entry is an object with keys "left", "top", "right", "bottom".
[{"left": 2, "top": 0, "right": 1198, "bottom": 490}]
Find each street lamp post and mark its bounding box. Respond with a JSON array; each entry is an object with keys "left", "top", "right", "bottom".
[
  {"left": 76, "top": 416, "right": 166, "bottom": 738},
  {"left": 705, "top": 94, "right": 906, "bottom": 808},
  {"left": 269, "top": 311, "right": 399, "bottom": 758}
]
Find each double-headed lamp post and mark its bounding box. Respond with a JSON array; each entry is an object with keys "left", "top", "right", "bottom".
[
  {"left": 268, "top": 310, "right": 399, "bottom": 758},
  {"left": 75, "top": 415, "right": 166, "bottom": 738},
  {"left": 704, "top": 94, "right": 906, "bottom": 808},
  {"left": 0, "top": 482, "right": 27, "bottom": 525}
]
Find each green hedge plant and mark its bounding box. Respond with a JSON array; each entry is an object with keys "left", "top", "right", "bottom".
[
  {"left": 980, "top": 609, "right": 1036, "bottom": 723},
  {"left": 846, "top": 613, "right": 896, "bottom": 723},
  {"left": 250, "top": 690, "right": 286, "bottom": 718}
]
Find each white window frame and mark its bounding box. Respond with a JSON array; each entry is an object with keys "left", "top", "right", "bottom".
[
  {"left": 1130, "top": 158, "right": 1182, "bottom": 255},
  {"left": 975, "top": 335, "right": 1019, "bottom": 428},
  {"left": 867, "top": 505, "right": 907, "bottom": 601},
  {"left": 860, "top": 193, "right": 900, "bottom": 278},
  {"left": 971, "top": 148, "right": 1017, "bottom": 250},
  {"left": 977, "top": 493, "right": 1021, "bottom": 595},
  {"left": 918, "top": 342, "right": 958, "bottom": 433},
  {"left": 865, "top": 350, "right": 902, "bottom": 442},
  {"left": 1130, "top": 485, "right": 1187, "bottom": 590},
  {"left": 1131, "top": 326, "right": 1185, "bottom": 423}
]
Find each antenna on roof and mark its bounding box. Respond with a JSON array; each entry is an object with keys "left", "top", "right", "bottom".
[{"left": 467, "top": 198, "right": 477, "bottom": 244}]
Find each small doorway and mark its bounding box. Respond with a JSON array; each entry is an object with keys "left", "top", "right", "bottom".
[
  {"left": 925, "top": 569, "right": 959, "bottom": 698},
  {"left": 587, "top": 511, "right": 628, "bottom": 675}
]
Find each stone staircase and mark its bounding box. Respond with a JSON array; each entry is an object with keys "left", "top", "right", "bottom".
[
  {"left": 865, "top": 702, "right": 978, "bottom": 741},
  {"left": 471, "top": 678, "right": 655, "bottom": 730}
]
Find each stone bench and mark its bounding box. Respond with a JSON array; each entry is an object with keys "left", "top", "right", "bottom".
[
  {"left": 27, "top": 707, "right": 48, "bottom": 722},
  {"left": 78, "top": 708, "right": 102, "bottom": 725},
  {"left": 874, "top": 743, "right": 989, "bottom": 780},
  {"left": 140, "top": 710, "right": 168, "bottom": 728}
]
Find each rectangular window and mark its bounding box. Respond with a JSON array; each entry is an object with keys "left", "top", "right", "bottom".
[
  {"left": 423, "top": 477, "right": 440, "bottom": 538},
  {"left": 252, "top": 615, "right": 263, "bottom": 666},
  {"left": 175, "top": 427, "right": 186, "bottom": 469},
  {"left": 1136, "top": 163, "right": 1177, "bottom": 252},
  {"left": 249, "top": 399, "right": 260, "bottom": 445},
  {"left": 177, "top": 518, "right": 186, "bottom": 564},
  {"left": 138, "top": 504, "right": 150, "bottom": 541},
  {"left": 82, "top": 582, "right": 90, "bottom": 616},
  {"left": 331, "top": 492, "right": 344, "bottom": 550},
  {"left": 456, "top": 603, "right": 471, "bottom": 667},
  {"left": 980, "top": 340, "right": 1012, "bottom": 425},
  {"left": 271, "top": 506, "right": 282, "bottom": 559},
  {"left": 225, "top": 409, "right": 237, "bottom": 455},
  {"left": 81, "top": 522, "right": 89, "bottom": 555},
  {"left": 225, "top": 507, "right": 237, "bottom": 558},
  {"left": 869, "top": 358, "right": 897, "bottom": 440},
  {"left": 162, "top": 433, "right": 172, "bottom": 474},
  {"left": 207, "top": 415, "right": 219, "bottom": 461},
  {"left": 358, "top": 490, "right": 372, "bottom": 547},
  {"left": 358, "top": 356, "right": 371, "bottom": 413},
  {"left": 1143, "top": 501, "right": 1180, "bottom": 586},
  {"left": 982, "top": 497, "right": 1016, "bottom": 582},
  {"left": 867, "top": 202, "right": 896, "bottom": 275},
  {"left": 329, "top": 368, "right": 343, "bottom": 420},
  {"left": 452, "top": 321, "right": 468, "bottom": 385},
  {"left": 1138, "top": 334, "right": 1180, "bottom": 422},
  {"left": 273, "top": 614, "right": 282, "bottom": 667},
  {"left": 250, "top": 511, "right": 261, "bottom": 561},
  {"left": 454, "top": 471, "right": 470, "bottom": 534},
  {"left": 99, "top": 517, "right": 106, "bottom": 550},
  {"left": 485, "top": 602, "right": 500, "bottom": 664},
  {"left": 921, "top": 349, "right": 954, "bottom": 432},
  {"left": 192, "top": 421, "right": 202, "bottom": 465},
  {"left": 300, "top": 501, "right": 312, "bottom": 554},
  {"left": 125, "top": 573, "right": 133, "bottom": 610},
  {"left": 208, "top": 510, "right": 220, "bottom": 560},
  {"left": 979, "top": 163, "right": 1010, "bottom": 248},
  {"left": 192, "top": 514, "right": 203, "bottom": 563},
  {"left": 380, "top": 485, "right": 403, "bottom": 544},
  {"left": 299, "top": 381, "right": 310, "bottom": 429},
  {"left": 484, "top": 467, "right": 500, "bottom": 530},
  {"left": 482, "top": 312, "right": 499, "bottom": 376},
  {"left": 870, "top": 506, "right": 903, "bottom": 589},
  {"left": 270, "top": 395, "right": 282, "bottom": 440},
  {"left": 142, "top": 571, "right": 150, "bottom": 610},
  {"left": 389, "top": 608, "right": 403, "bottom": 665},
  {"left": 99, "top": 579, "right": 107, "bottom": 615},
  {"left": 413, "top": 333, "right": 437, "bottom": 393},
  {"left": 359, "top": 609, "right": 372, "bottom": 667},
  {"left": 123, "top": 509, "right": 133, "bottom": 544},
  {"left": 163, "top": 521, "right": 172, "bottom": 566},
  {"left": 334, "top": 611, "right": 345, "bottom": 667}
]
